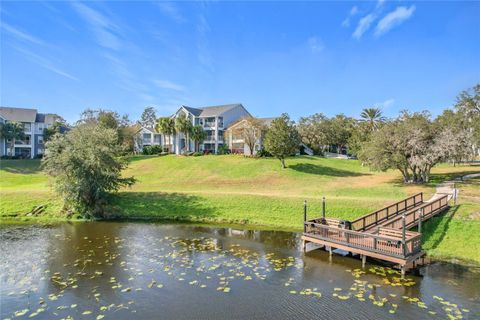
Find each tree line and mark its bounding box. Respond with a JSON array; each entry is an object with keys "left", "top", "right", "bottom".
[{"left": 2, "top": 84, "right": 476, "bottom": 219}]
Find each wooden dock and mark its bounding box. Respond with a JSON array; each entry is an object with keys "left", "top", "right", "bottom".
[{"left": 302, "top": 193, "right": 450, "bottom": 275}]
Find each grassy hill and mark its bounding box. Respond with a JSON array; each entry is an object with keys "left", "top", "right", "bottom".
[{"left": 1, "top": 155, "right": 479, "bottom": 263}]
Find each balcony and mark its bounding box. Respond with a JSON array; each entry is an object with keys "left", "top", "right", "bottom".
[{"left": 14, "top": 139, "right": 32, "bottom": 146}]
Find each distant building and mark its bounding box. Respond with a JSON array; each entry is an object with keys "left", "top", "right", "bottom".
[
  {"left": 133, "top": 125, "right": 162, "bottom": 154},
  {"left": 168, "top": 104, "right": 251, "bottom": 154},
  {"left": 224, "top": 117, "right": 277, "bottom": 155},
  {"left": 0, "top": 107, "right": 64, "bottom": 158}
]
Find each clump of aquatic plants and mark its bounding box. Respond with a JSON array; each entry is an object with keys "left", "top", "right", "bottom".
[{"left": 2, "top": 233, "right": 475, "bottom": 320}]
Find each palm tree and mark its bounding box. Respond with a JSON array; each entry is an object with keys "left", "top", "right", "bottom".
[
  {"left": 191, "top": 125, "right": 207, "bottom": 152},
  {"left": 156, "top": 117, "right": 175, "bottom": 150},
  {"left": 360, "top": 108, "right": 386, "bottom": 131},
  {"left": 175, "top": 113, "right": 193, "bottom": 153},
  {"left": 0, "top": 122, "right": 25, "bottom": 156}
]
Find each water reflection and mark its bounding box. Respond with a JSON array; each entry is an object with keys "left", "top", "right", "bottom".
[{"left": 0, "top": 222, "right": 479, "bottom": 320}]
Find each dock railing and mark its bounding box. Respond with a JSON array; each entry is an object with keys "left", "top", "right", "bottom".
[
  {"left": 380, "top": 195, "right": 449, "bottom": 230},
  {"left": 304, "top": 222, "right": 422, "bottom": 259},
  {"left": 350, "top": 193, "right": 423, "bottom": 231}
]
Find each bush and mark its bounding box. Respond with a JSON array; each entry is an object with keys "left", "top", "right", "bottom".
[
  {"left": 0, "top": 155, "right": 20, "bottom": 160},
  {"left": 142, "top": 145, "right": 162, "bottom": 155},
  {"left": 256, "top": 147, "right": 272, "bottom": 157},
  {"left": 192, "top": 152, "right": 203, "bottom": 157},
  {"left": 217, "top": 144, "right": 230, "bottom": 155}
]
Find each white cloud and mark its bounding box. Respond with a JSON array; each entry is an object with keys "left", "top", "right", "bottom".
[
  {"left": 71, "top": 2, "right": 122, "bottom": 50},
  {"left": 376, "top": 0, "right": 385, "bottom": 9},
  {"left": 153, "top": 79, "right": 185, "bottom": 91},
  {"left": 352, "top": 13, "right": 376, "bottom": 40},
  {"left": 11, "top": 46, "right": 78, "bottom": 81},
  {"left": 197, "top": 14, "right": 212, "bottom": 70},
  {"left": 376, "top": 98, "right": 395, "bottom": 109},
  {"left": 307, "top": 37, "right": 324, "bottom": 53},
  {"left": 341, "top": 6, "right": 358, "bottom": 27},
  {"left": 1, "top": 22, "right": 45, "bottom": 45},
  {"left": 155, "top": 2, "right": 186, "bottom": 23},
  {"left": 375, "top": 5, "right": 416, "bottom": 37}
]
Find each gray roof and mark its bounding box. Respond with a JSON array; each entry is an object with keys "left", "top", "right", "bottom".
[
  {"left": 198, "top": 103, "right": 243, "bottom": 117},
  {"left": 182, "top": 106, "right": 202, "bottom": 117},
  {"left": 0, "top": 107, "right": 37, "bottom": 122}
]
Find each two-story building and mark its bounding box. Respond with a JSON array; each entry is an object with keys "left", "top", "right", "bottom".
[
  {"left": 133, "top": 125, "right": 163, "bottom": 154},
  {"left": 169, "top": 104, "right": 251, "bottom": 154},
  {"left": 0, "top": 107, "right": 62, "bottom": 158}
]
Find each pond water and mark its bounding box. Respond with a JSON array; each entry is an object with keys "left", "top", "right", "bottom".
[{"left": 0, "top": 222, "right": 479, "bottom": 320}]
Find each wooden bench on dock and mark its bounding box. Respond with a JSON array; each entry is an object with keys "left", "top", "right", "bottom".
[{"left": 302, "top": 192, "right": 450, "bottom": 275}]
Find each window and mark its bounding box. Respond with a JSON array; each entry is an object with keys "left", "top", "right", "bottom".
[
  {"left": 38, "top": 136, "right": 44, "bottom": 145},
  {"left": 38, "top": 124, "right": 44, "bottom": 132},
  {"left": 218, "top": 130, "right": 224, "bottom": 139},
  {"left": 218, "top": 117, "right": 224, "bottom": 128},
  {"left": 154, "top": 134, "right": 161, "bottom": 144}
]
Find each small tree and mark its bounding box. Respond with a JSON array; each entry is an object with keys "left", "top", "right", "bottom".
[
  {"left": 139, "top": 107, "right": 157, "bottom": 128},
  {"left": 175, "top": 113, "right": 193, "bottom": 153},
  {"left": 263, "top": 113, "right": 300, "bottom": 168},
  {"left": 42, "top": 123, "right": 135, "bottom": 218},
  {"left": 242, "top": 117, "right": 265, "bottom": 156},
  {"left": 191, "top": 125, "right": 207, "bottom": 152},
  {"left": 0, "top": 122, "right": 25, "bottom": 156}
]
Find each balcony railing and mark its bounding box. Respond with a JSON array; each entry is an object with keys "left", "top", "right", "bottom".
[{"left": 14, "top": 140, "right": 31, "bottom": 145}]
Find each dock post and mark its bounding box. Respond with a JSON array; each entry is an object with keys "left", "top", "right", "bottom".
[
  {"left": 401, "top": 266, "right": 405, "bottom": 280},
  {"left": 361, "top": 255, "right": 366, "bottom": 269},
  {"left": 402, "top": 211, "right": 407, "bottom": 257},
  {"left": 418, "top": 208, "right": 423, "bottom": 234},
  {"left": 453, "top": 183, "right": 457, "bottom": 205},
  {"left": 303, "top": 200, "right": 307, "bottom": 233},
  {"left": 322, "top": 196, "right": 326, "bottom": 219}
]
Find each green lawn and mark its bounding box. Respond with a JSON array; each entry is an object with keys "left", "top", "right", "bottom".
[{"left": 1, "top": 155, "right": 479, "bottom": 264}]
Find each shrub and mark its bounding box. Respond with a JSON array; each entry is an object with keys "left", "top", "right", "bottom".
[
  {"left": 256, "top": 147, "right": 272, "bottom": 157},
  {"left": 192, "top": 152, "right": 203, "bottom": 157},
  {"left": 42, "top": 122, "right": 135, "bottom": 218},
  {"left": 142, "top": 145, "right": 162, "bottom": 155},
  {"left": 217, "top": 144, "right": 230, "bottom": 155}
]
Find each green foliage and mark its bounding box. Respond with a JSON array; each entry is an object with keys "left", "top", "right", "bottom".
[
  {"left": 175, "top": 113, "right": 193, "bottom": 153},
  {"left": 191, "top": 125, "right": 207, "bottom": 152},
  {"left": 0, "top": 121, "right": 26, "bottom": 156},
  {"left": 139, "top": 106, "right": 157, "bottom": 128},
  {"left": 42, "top": 123, "right": 135, "bottom": 218},
  {"left": 297, "top": 113, "right": 355, "bottom": 154},
  {"left": 217, "top": 144, "right": 230, "bottom": 155},
  {"left": 43, "top": 122, "right": 64, "bottom": 142},
  {"left": 297, "top": 113, "right": 328, "bottom": 154},
  {"left": 142, "top": 145, "right": 162, "bottom": 155},
  {"left": 256, "top": 147, "right": 272, "bottom": 157},
  {"left": 263, "top": 113, "right": 300, "bottom": 168},
  {"left": 359, "top": 108, "right": 386, "bottom": 132},
  {"left": 77, "top": 109, "right": 134, "bottom": 152},
  {"left": 455, "top": 83, "right": 480, "bottom": 153},
  {"left": 156, "top": 117, "right": 175, "bottom": 147}
]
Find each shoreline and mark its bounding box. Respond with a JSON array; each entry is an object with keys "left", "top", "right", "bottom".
[{"left": 2, "top": 211, "right": 479, "bottom": 268}]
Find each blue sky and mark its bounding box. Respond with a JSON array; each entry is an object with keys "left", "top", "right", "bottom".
[{"left": 1, "top": 1, "right": 479, "bottom": 123}]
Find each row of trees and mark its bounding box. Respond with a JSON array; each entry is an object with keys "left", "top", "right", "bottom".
[{"left": 295, "top": 84, "right": 479, "bottom": 183}]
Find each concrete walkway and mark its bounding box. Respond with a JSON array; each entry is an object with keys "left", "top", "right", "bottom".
[{"left": 430, "top": 172, "right": 480, "bottom": 202}]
